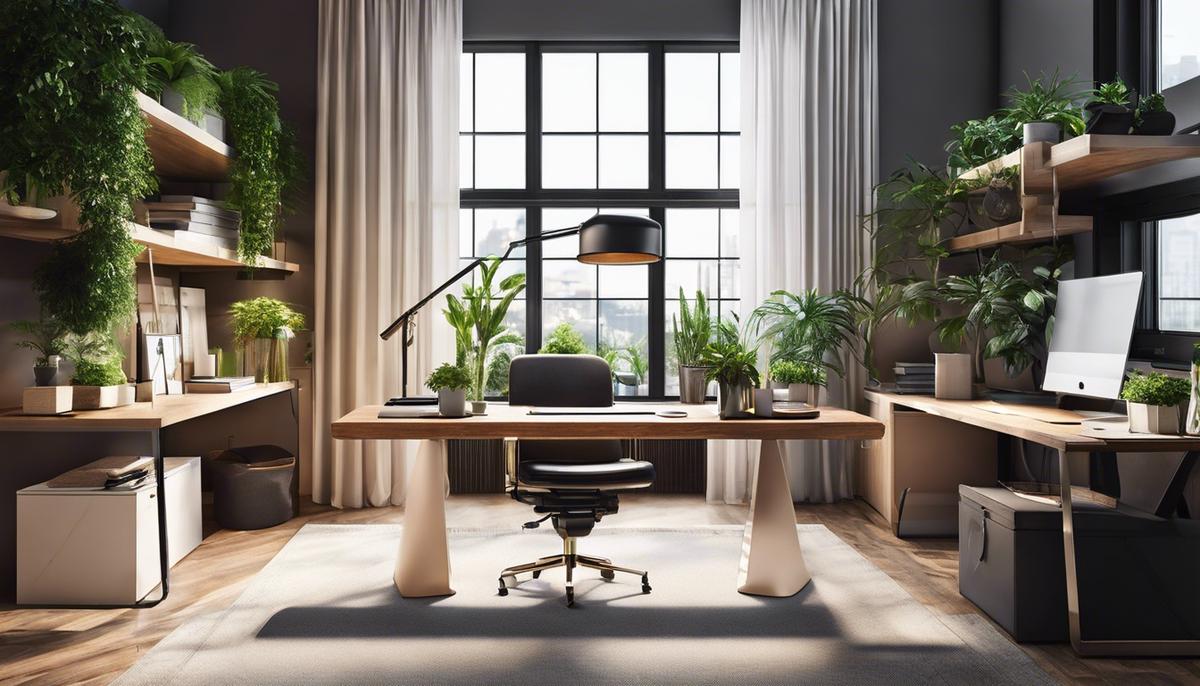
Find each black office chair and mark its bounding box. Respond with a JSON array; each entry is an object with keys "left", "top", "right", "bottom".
[{"left": 498, "top": 354, "right": 656, "bottom": 607}]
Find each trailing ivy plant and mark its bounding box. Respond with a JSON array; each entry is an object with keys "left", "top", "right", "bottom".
[
  {"left": 0, "top": 0, "right": 157, "bottom": 341},
  {"left": 217, "top": 67, "right": 304, "bottom": 263}
]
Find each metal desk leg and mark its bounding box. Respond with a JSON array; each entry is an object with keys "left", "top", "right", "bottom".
[
  {"left": 738, "top": 439, "right": 811, "bottom": 597},
  {"left": 1057, "top": 449, "right": 1200, "bottom": 657},
  {"left": 394, "top": 439, "right": 454, "bottom": 598}
]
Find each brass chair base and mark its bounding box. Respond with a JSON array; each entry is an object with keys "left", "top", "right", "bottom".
[{"left": 497, "top": 537, "right": 651, "bottom": 607}]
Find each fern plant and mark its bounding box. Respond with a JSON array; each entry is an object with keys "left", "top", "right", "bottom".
[
  {"left": 1003, "top": 70, "right": 1087, "bottom": 138},
  {"left": 134, "top": 16, "right": 220, "bottom": 124},
  {"left": 10, "top": 316, "right": 67, "bottom": 367},
  {"left": 229, "top": 297, "right": 305, "bottom": 342},
  {"left": 750, "top": 289, "right": 857, "bottom": 378},
  {"left": 701, "top": 317, "right": 760, "bottom": 387},
  {"left": 64, "top": 332, "right": 127, "bottom": 386}
]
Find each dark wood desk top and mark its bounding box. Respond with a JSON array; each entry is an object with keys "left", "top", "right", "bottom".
[{"left": 332, "top": 402, "right": 885, "bottom": 441}]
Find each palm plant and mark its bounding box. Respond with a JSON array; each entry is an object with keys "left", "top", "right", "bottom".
[
  {"left": 750, "top": 289, "right": 858, "bottom": 378},
  {"left": 443, "top": 257, "right": 525, "bottom": 401},
  {"left": 624, "top": 339, "right": 649, "bottom": 386},
  {"left": 1003, "top": 70, "right": 1087, "bottom": 138}
]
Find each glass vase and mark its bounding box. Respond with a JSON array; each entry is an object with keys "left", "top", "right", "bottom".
[
  {"left": 1188, "top": 344, "right": 1200, "bottom": 436},
  {"left": 242, "top": 336, "right": 290, "bottom": 383}
]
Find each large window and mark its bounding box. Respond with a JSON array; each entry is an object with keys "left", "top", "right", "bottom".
[
  {"left": 460, "top": 42, "right": 739, "bottom": 397},
  {"left": 1157, "top": 214, "right": 1200, "bottom": 333},
  {"left": 1158, "top": 0, "right": 1200, "bottom": 90}
]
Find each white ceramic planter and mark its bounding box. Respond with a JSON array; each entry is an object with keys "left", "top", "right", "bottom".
[
  {"left": 1023, "top": 121, "right": 1061, "bottom": 145},
  {"left": 1127, "top": 402, "right": 1182, "bottom": 435},
  {"left": 934, "top": 353, "right": 973, "bottom": 400},
  {"left": 787, "top": 383, "right": 822, "bottom": 405},
  {"left": 470, "top": 400, "right": 488, "bottom": 415},
  {"left": 438, "top": 388, "right": 467, "bottom": 418},
  {"left": 162, "top": 87, "right": 226, "bottom": 141}
]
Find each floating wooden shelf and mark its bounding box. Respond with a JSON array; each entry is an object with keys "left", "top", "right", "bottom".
[
  {"left": 131, "top": 223, "right": 298, "bottom": 272},
  {"left": 136, "top": 91, "right": 231, "bottom": 181},
  {"left": 1048, "top": 134, "right": 1200, "bottom": 190},
  {"left": 947, "top": 217, "right": 1092, "bottom": 253}
]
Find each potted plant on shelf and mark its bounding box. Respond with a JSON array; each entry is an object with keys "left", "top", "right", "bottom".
[
  {"left": 137, "top": 18, "right": 224, "bottom": 138},
  {"left": 750, "top": 288, "right": 857, "bottom": 395},
  {"left": 10, "top": 316, "right": 66, "bottom": 386},
  {"left": 1003, "top": 70, "right": 1086, "bottom": 144},
  {"left": 65, "top": 333, "right": 134, "bottom": 410},
  {"left": 672, "top": 289, "right": 713, "bottom": 403},
  {"left": 768, "top": 359, "right": 826, "bottom": 405},
  {"left": 1133, "top": 93, "right": 1176, "bottom": 136},
  {"left": 702, "top": 317, "right": 760, "bottom": 419},
  {"left": 426, "top": 363, "right": 471, "bottom": 418},
  {"left": 944, "top": 114, "right": 1020, "bottom": 177},
  {"left": 230, "top": 297, "right": 304, "bottom": 383},
  {"left": 1121, "top": 371, "right": 1191, "bottom": 435},
  {"left": 1085, "top": 76, "right": 1135, "bottom": 134},
  {"left": 443, "top": 256, "right": 525, "bottom": 412}
]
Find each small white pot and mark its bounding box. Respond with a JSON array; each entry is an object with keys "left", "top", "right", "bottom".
[
  {"left": 438, "top": 388, "right": 467, "bottom": 418},
  {"left": 1127, "top": 402, "right": 1182, "bottom": 435},
  {"left": 470, "top": 400, "right": 488, "bottom": 415},
  {"left": 787, "top": 383, "right": 822, "bottom": 405},
  {"left": 934, "top": 353, "right": 973, "bottom": 400}
]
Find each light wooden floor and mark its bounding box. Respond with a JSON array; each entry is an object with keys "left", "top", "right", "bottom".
[{"left": 1, "top": 495, "right": 1197, "bottom": 685}]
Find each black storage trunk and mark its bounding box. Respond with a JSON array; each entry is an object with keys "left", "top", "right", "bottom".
[{"left": 958, "top": 485, "right": 1200, "bottom": 643}]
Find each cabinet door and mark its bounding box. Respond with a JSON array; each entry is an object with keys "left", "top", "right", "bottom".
[{"left": 857, "top": 397, "right": 893, "bottom": 523}]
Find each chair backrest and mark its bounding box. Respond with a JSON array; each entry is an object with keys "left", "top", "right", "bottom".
[{"left": 508, "top": 354, "right": 622, "bottom": 464}]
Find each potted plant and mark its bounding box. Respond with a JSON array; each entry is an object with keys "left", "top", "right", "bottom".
[
  {"left": 750, "top": 288, "right": 857, "bottom": 394},
  {"left": 944, "top": 115, "right": 1020, "bottom": 176},
  {"left": 702, "top": 317, "right": 760, "bottom": 419},
  {"left": 1085, "top": 76, "right": 1134, "bottom": 134},
  {"left": 959, "top": 166, "right": 1021, "bottom": 230},
  {"left": 769, "top": 359, "right": 826, "bottom": 405},
  {"left": 1121, "top": 371, "right": 1191, "bottom": 435},
  {"left": 443, "top": 257, "right": 525, "bottom": 412},
  {"left": 426, "top": 363, "right": 471, "bottom": 418},
  {"left": 539, "top": 322, "right": 589, "bottom": 354},
  {"left": 137, "top": 19, "right": 224, "bottom": 138},
  {"left": 65, "top": 333, "right": 134, "bottom": 410},
  {"left": 230, "top": 297, "right": 304, "bottom": 383},
  {"left": 10, "top": 316, "right": 66, "bottom": 386},
  {"left": 1133, "top": 93, "right": 1176, "bottom": 136},
  {"left": 672, "top": 289, "right": 713, "bottom": 403},
  {"left": 1003, "top": 70, "right": 1086, "bottom": 144}
]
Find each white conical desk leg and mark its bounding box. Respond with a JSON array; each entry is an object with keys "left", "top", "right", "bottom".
[
  {"left": 394, "top": 439, "right": 454, "bottom": 597},
  {"left": 738, "top": 439, "right": 811, "bottom": 597}
]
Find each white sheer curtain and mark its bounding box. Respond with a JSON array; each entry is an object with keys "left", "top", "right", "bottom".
[
  {"left": 708, "top": 0, "right": 878, "bottom": 504},
  {"left": 313, "top": 0, "right": 460, "bottom": 508}
]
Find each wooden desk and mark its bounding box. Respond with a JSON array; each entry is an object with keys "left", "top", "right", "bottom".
[
  {"left": 865, "top": 390, "right": 1200, "bottom": 657},
  {"left": 332, "top": 403, "right": 884, "bottom": 599}
]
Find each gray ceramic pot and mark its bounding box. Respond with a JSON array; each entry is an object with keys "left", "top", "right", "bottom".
[
  {"left": 1022, "top": 121, "right": 1061, "bottom": 145},
  {"left": 438, "top": 388, "right": 467, "bottom": 418},
  {"left": 678, "top": 366, "right": 709, "bottom": 404},
  {"left": 717, "top": 378, "right": 755, "bottom": 418}
]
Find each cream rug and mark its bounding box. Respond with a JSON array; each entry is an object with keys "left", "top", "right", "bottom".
[{"left": 116, "top": 524, "right": 1053, "bottom": 685}]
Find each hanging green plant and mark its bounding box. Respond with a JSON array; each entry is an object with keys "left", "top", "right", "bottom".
[
  {"left": 136, "top": 17, "right": 221, "bottom": 125},
  {"left": 0, "top": 0, "right": 158, "bottom": 338},
  {"left": 217, "top": 67, "right": 304, "bottom": 264}
]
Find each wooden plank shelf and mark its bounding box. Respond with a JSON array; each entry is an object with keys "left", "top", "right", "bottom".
[
  {"left": 136, "top": 91, "right": 231, "bottom": 181},
  {"left": 1048, "top": 134, "right": 1200, "bottom": 190},
  {"left": 947, "top": 217, "right": 1092, "bottom": 253},
  {"left": 131, "top": 222, "right": 298, "bottom": 272}
]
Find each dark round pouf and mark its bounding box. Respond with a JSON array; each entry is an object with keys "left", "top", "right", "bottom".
[{"left": 210, "top": 445, "right": 295, "bottom": 530}]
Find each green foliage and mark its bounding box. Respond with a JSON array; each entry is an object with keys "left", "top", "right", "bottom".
[
  {"left": 945, "top": 115, "right": 1020, "bottom": 171},
  {"left": 1138, "top": 92, "right": 1167, "bottom": 114},
  {"left": 1121, "top": 371, "right": 1191, "bottom": 407},
  {"left": 10, "top": 316, "right": 67, "bottom": 366},
  {"left": 672, "top": 288, "right": 713, "bottom": 368},
  {"left": 1, "top": 0, "right": 158, "bottom": 337},
  {"left": 750, "top": 289, "right": 857, "bottom": 378},
  {"left": 64, "top": 332, "right": 127, "bottom": 386},
  {"left": 1194, "top": 342, "right": 1200, "bottom": 366},
  {"left": 135, "top": 17, "right": 220, "bottom": 124},
  {"left": 443, "top": 257, "right": 526, "bottom": 400},
  {"left": 624, "top": 338, "right": 649, "bottom": 385},
  {"left": 540, "top": 322, "right": 588, "bottom": 355},
  {"left": 769, "top": 359, "right": 825, "bottom": 386},
  {"left": 229, "top": 297, "right": 304, "bottom": 342},
  {"left": 217, "top": 67, "right": 303, "bottom": 263},
  {"left": 426, "top": 362, "right": 471, "bottom": 392},
  {"left": 485, "top": 348, "right": 514, "bottom": 395},
  {"left": 1091, "top": 76, "right": 1131, "bottom": 107},
  {"left": 1003, "top": 70, "right": 1087, "bottom": 137},
  {"left": 701, "top": 317, "right": 760, "bottom": 387}
]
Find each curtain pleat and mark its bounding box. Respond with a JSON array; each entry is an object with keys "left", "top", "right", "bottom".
[
  {"left": 708, "top": 0, "right": 877, "bottom": 504},
  {"left": 314, "top": 0, "right": 460, "bottom": 508}
]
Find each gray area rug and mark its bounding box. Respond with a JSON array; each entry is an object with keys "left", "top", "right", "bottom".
[{"left": 116, "top": 524, "right": 1053, "bottom": 685}]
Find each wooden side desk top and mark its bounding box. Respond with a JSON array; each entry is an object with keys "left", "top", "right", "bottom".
[
  {"left": 867, "top": 389, "right": 1200, "bottom": 453},
  {"left": 332, "top": 403, "right": 885, "bottom": 441},
  {"left": 0, "top": 382, "right": 294, "bottom": 431}
]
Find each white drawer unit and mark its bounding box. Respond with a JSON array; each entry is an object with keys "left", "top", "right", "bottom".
[{"left": 17, "top": 457, "right": 202, "bottom": 605}]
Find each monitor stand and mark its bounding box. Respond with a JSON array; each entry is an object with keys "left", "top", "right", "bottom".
[{"left": 986, "top": 389, "right": 1059, "bottom": 406}]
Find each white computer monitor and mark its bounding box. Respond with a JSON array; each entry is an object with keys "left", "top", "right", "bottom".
[{"left": 1042, "top": 272, "right": 1143, "bottom": 400}]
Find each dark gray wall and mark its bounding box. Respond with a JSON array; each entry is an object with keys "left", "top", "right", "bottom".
[
  {"left": 464, "top": 0, "right": 739, "bottom": 41},
  {"left": 999, "top": 0, "right": 1094, "bottom": 94}
]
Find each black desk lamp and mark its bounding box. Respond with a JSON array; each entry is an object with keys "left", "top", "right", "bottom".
[{"left": 380, "top": 213, "right": 663, "bottom": 399}]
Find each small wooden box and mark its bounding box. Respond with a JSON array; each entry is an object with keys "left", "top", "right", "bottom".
[
  {"left": 73, "top": 384, "right": 136, "bottom": 410},
  {"left": 22, "top": 386, "right": 73, "bottom": 415}
]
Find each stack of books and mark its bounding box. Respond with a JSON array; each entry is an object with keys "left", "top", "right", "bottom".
[
  {"left": 893, "top": 362, "right": 935, "bottom": 394},
  {"left": 184, "top": 376, "right": 256, "bottom": 394},
  {"left": 147, "top": 196, "right": 241, "bottom": 251}
]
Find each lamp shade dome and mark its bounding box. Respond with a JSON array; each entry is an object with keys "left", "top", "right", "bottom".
[{"left": 576, "top": 214, "right": 663, "bottom": 265}]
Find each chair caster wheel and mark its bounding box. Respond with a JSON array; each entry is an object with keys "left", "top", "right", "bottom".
[
  {"left": 497, "top": 578, "right": 509, "bottom": 596},
  {"left": 566, "top": 588, "right": 575, "bottom": 607},
  {"left": 601, "top": 569, "right": 615, "bottom": 580},
  {"left": 641, "top": 574, "right": 651, "bottom": 594},
  {"left": 532, "top": 570, "right": 541, "bottom": 579}
]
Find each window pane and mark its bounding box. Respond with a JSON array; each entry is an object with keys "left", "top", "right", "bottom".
[
  {"left": 543, "top": 53, "right": 596, "bottom": 132},
  {"left": 458, "top": 258, "right": 526, "bottom": 291},
  {"left": 1160, "top": 0, "right": 1200, "bottom": 89},
  {"left": 459, "top": 134, "right": 473, "bottom": 189},
  {"left": 1158, "top": 214, "right": 1200, "bottom": 333},
  {"left": 502, "top": 300, "right": 527, "bottom": 344},
  {"left": 720, "top": 52, "right": 740, "bottom": 132},
  {"left": 666, "top": 208, "right": 720, "bottom": 258},
  {"left": 665, "top": 259, "right": 719, "bottom": 299},
  {"left": 542, "top": 301, "right": 597, "bottom": 349},
  {"left": 719, "top": 134, "right": 740, "bottom": 189},
  {"left": 665, "top": 135, "right": 718, "bottom": 188},
  {"left": 459, "top": 209, "right": 473, "bottom": 259},
  {"left": 598, "top": 264, "right": 648, "bottom": 298},
  {"left": 717, "top": 300, "right": 741, "bottom": 324},
  {"left": 474, "top": 209, "right": 526, "bottom": 258},
  {"left": 460, "top": 54, "right": 473, "bottom": 132},
  {"left": 600, "top": 300, "right": 650, "bottom": 391},
  {"left": 475, "top": 53, "right": 525, "bottom": 132},
  {"left": 598, "top": 135, "right": 648, "bottom": 189},
  {"left": 543, "top": 135, "right": 597, "bottom": 188},
  {"left": 542, "top": 208, "right": 596, "bottom": 257},
  {"left": 720, "top": 208, "right": 740, "bottom": 257},
  {"left": 544, "top": 260, "right": 596, "bottom": 298},
  {"left": 599, "top": 53, "right": 648, "bottom": 132},
  {"left": 719, "top": 259, "right": 741, "bottom": 299},
  {"left": 474, "top": 135, "right": 525, "bottom": 188},
  {"left": 1160, "top": 301, "right": 1200, "bottom": 333},
  {"left": 665, "top": 53, "right": 718, "bottom": 132}
]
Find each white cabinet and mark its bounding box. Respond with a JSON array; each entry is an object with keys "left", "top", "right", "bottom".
[{"left": 17, "top": 457, "right": 202, "bottom": 605}]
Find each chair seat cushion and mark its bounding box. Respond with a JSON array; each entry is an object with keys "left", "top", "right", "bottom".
[{"left": 519, "top": 459, "right": 655, "bottom": 488}]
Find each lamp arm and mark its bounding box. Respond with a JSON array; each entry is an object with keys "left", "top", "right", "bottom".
[{"left": 379, "top": 223, "right": 582, "bottom": 341}]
